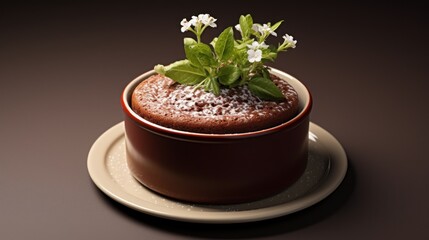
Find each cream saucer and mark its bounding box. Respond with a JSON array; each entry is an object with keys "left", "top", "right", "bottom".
[{"left": 87, "top": 122, "right": 347, "bottom": 224}]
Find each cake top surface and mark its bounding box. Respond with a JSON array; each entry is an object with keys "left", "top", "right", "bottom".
[{"left": 133, "top": 74, "right": 298, "bottom": 120}]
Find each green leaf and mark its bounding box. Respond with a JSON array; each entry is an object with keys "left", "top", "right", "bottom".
[
  {"left": 238, "top": 67, "right": 250, "bottom": 85},
  {"left": 248, "top": 77, "right": 285, "bottom": 101},
  {"left": 204, "top": 77, "right": 220, "bottom": 95},
  {"left": 154, "top": 64, "right": 166, "bottom": 75},
  {"left": 162, "top": 60, "right": 206, "bottom": 85},
  {"left": 185, "top": 39, "right": 215, "bottom": 67},
  {"left": 269, "top": 20, "right": 283, "bottom": 33},
  {"left": 261, "top": 67, "right": 271, "bottom": 79},
  {"left": 215, "top": 27, "right": 234, "bottom": 61},
  {"left": 239, "top": 14, "right": 253, "bottom": 39},
  {"left": 263, "top": 51, "right": 278, "bottom": 61},
  {"left": 184, "top": 38, "right": 197, "bottom": 60},
  {"left": 218, "top": 65, "right": 240, "bottom": 86},
  {"left": 184, "top": 38, "right": 199, "bottom": 66},
  {"left": 195, "top": 44, "right": 215, "bottom": 66},
  {"left": 210, "top": 37, "right": 218, "bottom": 48},
  {"left": 261, "top": 45, "right": 278, "bottom": 62},
  {"left": 235, "top": 41, "right": 247, "bottom": 50},
  {"left": 184, "top": 37, "right": 197, "bottom": 46}
]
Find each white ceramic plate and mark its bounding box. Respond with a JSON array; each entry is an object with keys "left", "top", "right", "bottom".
[{"left": 87, "top": 122, "right": 347, "bottom": 224}]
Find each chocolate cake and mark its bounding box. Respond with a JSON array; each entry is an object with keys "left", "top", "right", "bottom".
[{"left": 131, "top": 74, "right": 299, "bottom": 134}]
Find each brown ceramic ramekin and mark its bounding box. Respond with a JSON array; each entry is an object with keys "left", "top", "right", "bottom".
[{"left": 121, "top": 68, "right": 312, "bottom": 204}]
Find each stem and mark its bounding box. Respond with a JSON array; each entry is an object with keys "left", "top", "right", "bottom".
[
  {"left": 278, "top": 42, "right": 290, "bottom": 52},
  {"left": 189, "top": 28, "right": 199, "bottom": 42},
  {"left": 249, "top": 61, "right": 258, "bottom": 73},
  {"left": 196, "top": 22, "right": 204, "bottom": 43}
]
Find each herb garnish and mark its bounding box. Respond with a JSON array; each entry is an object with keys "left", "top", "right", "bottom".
[{"left": 155, "top": 14, "right": 297, "bottom": 101}]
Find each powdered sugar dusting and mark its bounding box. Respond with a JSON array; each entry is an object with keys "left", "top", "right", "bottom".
[{"left": 134, "top": 75, "right": 298, "bottom": 120}]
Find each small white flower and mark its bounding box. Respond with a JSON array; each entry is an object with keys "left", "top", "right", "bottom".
[
  {"left": 198, "top": 14, "right": 217, "bottom": 28},
  {"left": 189, "top": 14, "right": 217, "bottom": 29},
  {"left": 191, "top": 15, "right": 199, "bottom": 26},
  {"left": 180, "top": 18, "right": 193, "bottom": 32},
  {"left": 261, "top": 24, "right": 277, "bottom": 36},
  {"left": 247, "top": 41, "right": 267, "bottom": 63},
  {"left": 252, "top": 24, "right": 259, "bottom": 32},
  {"left": 198, "top": 14, "right": 208, "bottom": 21},
  {"left": 283, "top": 34, "right": 297, "bottom": 48},
  {"left": 235, "top": 24, "right": 241, "bottom": 33},
  {"left": 255, "top": 24, "right": 277, "bottom": 36},
  {"left": 247, "top": 49, "right": 262, "bottom": 63}
]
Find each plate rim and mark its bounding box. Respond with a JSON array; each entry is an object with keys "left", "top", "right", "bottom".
[{"left": 87, "top": 121, "right": 347, "bottom": 223}]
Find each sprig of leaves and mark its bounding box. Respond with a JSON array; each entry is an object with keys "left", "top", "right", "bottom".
[{"left": 155, "top": 14, "right": 297, "bottom": 101}]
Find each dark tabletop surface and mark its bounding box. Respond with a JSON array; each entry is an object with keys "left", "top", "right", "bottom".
[{"left": 1, "top": 1, "right": 428, "bottom": 239}]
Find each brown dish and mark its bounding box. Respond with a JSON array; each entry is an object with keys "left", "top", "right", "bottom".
[{"left": 121, "top": 68, "right": 312, "bottom": 204}]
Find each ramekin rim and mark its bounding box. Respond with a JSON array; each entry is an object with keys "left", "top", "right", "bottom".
[{"left": 121, "top": 68, "right": 312, "bottom": 140}]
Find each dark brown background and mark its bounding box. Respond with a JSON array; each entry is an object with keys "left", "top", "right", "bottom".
[{"left": 1, "top": 1, "right": 428, "bottom": 239}]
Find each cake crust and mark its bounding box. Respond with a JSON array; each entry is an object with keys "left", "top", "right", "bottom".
[{"left": 131, "top": 74, "right": 299, "bottom": 134}]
